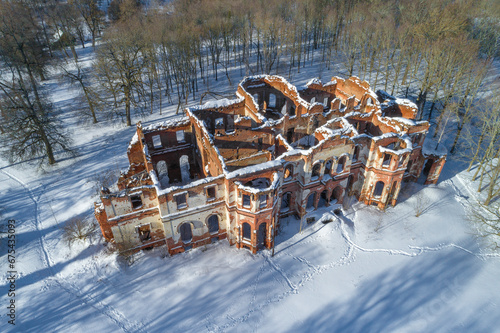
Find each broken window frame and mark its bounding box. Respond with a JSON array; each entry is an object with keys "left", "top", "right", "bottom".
[
  {"left": 130, "top": 194, "right": 143, "bottom": 210},
  {"left": 136, "top": 224, "right": 151, "bottom": 242}
]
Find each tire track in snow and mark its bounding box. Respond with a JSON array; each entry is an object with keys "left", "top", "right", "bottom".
[{"left": 0, "top": 169, "right": 147, "bottom": 333}]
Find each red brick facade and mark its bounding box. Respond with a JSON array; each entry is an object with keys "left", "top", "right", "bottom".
[{"left": 95, "top": 75, "right": 446, "bottom": 255}]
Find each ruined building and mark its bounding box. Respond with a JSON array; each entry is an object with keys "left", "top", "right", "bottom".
[{"left": 94, "top": 75, "right": 446, "bottom": 255}]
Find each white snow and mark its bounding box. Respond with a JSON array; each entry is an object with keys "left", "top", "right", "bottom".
[{"left": 0, "top": 41, "right": 498, "bottom": 333}]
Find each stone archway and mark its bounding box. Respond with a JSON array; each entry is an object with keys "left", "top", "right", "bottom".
[{"left": 330, "top": 186, "right": 343, "bottom": 204}]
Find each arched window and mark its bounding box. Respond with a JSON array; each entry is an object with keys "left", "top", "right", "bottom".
[
  {"left": 373, "top": 181, "right": 385, "bottom": 197},
  {"left": 180, "top": 223, "right": 193, "bottom": 243},
  {"left": 269, "top": 93, "right": 276, "bottom": 107},
  {"left": 324, "top": 160, "right": 333, "bottom": 176},
  {"left": 306, "top": 193, "right": 316, "bottom": 210},
  {"left": 353, "top": 146, "right": 360, "bottom": 162},
  {"left": 284, "top": 164, "right": 294, "bottom": 180},
  {"left": 312, "top": 163, "right": 321, "bottom": 179},
  {"left": 242, "top": 223, "right": 251, "bottom": 240},
  {"left": 156, "top": 160, "right": 169, "bottom": 188},
  {"left": 288, "top": 104, "right": 296, "bottom": 117},
  {"left": 330, "top": 186, "right": 343, "bottom": 203},
  {"left": 281, "top": 192, "right": 291, "bottom": 210},
  {"left": 207, "top": 215, "right": 219, "bottom": 234},
  {"left": 337, "top": 156, "right": 346, "bottom": 173},
  {"left": 367, "top": 97, "right": 374, "bottom": 105},
  {"left": 311, "top": 97, "right": 316, "bottom": 103},
  {"left": 180, "top": 155, "right": 190, "bottom": 183}
]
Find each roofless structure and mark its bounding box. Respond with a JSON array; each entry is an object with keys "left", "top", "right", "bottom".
[{"left": 94, "top": 75, "right": 446, "bottom": 255}]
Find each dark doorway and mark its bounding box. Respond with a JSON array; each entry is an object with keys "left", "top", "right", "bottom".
[
  {"left": 257, "top": 223, "right": 267, "bottom": 249},
  {"left": 319, "top": 190, "right": 328, "bottom": 207}
]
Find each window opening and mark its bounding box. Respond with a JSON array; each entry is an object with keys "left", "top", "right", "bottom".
[
  {"left": 269, "top": 93, "right": 276, "bottom": 107},
  {"left": 324, "top": 160, "right": 332, "bottom": 175},
  {"left": 284, "top": 165, "right": 293, "bottom": 179},
  {"left": 382, "top": 154, "right": 391, "bottom": 168},
  {"left": 242, "top": 223, "right": 251, "bottom": 240},
  {"left": 206, "top": 186, "right": 216, "bottom": 200},
  {"left": 312, "top": 163, "right": 321, "bottom": 179},
  {"left": 137, "top": 224, "right": 151, "bottom": 242},
  {"left": 337, "top": 156, "right": 346, "bottom": 173},
  {"left": 207, "top": 215, "right": 219, "bottom": 234},
  {"left": 281, "top": 192, "right": 291, "bottom": 210},
  {"left": 180, "top": 223, "right": 192, "bottom": 243},
  {"left": 243, "top": 194, "right": 251, "bottom": 208},
  {"left": 131, "top": 195, "right": 142, "bottom": 209},
  {"left": 175, "top": 193, "right": 187, "bottom": 209},
  {"left": 176, "top": 130, "right": 185, "bottom": 143},
  {"left": 373, "top": 181, "right": 384, "bottom": 197},
  {"left": 259, "top": 194, "right": 267, "bottom": 209},
  {"left": 306, "top": 193, "right": 316, "bottom": 210},
  {"left": 152, "top": 135, "right": 162, "bottom": 149}
]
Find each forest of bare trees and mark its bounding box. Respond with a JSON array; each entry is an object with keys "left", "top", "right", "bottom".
[{"left": 0, "top": 0, "right": 499, "bottom": 217}]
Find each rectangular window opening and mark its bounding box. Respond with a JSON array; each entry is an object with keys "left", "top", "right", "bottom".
[
  {"left": 175, "top": 193, "right": 187, "bottom": 209},
  {"left": 176, "top": 130, "right": 185, "bottom": 143},
  {"left": 259, "top": 194, "right": 267, "bottom": 209},
  {"left": 131, "top": 195, "right": 142, "bottom": 209},
  {"left": 206, "top": 186, "right": 216, "bottom": 200},
  {"left": 137, "top": 224, "right": 151, "bottom": 242},
  {"left": 152, "top": 135, "right": 162, "bottom": 149},
  {"left": 243, "top": 194, "right": 251, "bottom": 208}
]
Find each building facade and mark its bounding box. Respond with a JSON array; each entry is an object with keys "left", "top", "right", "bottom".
[{"left": 94, "top": 75, "right": 446, "bottom": 255}]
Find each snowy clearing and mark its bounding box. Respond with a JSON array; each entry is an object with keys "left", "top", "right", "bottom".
[{"left": 0, "top": 42, "right": 499, "bottom": 333}]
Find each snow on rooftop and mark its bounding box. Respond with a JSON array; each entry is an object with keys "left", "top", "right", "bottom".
[
  {"left": 226, "top": 160, "right": 282, "bottom": 179},
  {"left": 422, "top": 137, "right": 448, "bottom": 157},
  {"left": 141, "top": 116, "right": 190, "bottom": 133},
  {"left": 187, "top": 97, "right": 244, "bottom": 112}
]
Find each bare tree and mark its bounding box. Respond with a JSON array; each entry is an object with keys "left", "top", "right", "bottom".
[
  {"left": 0, "top": 1, "right": 71, "bottom": 165},
  {"left": 70, "top": 0, "right": 104, "bottom": 48},
  {"left": 468, "top": 201, "right": 500, "bottom": 250},
  {"left": 94, "top": 16, "right": 147, "bottom": 126}
]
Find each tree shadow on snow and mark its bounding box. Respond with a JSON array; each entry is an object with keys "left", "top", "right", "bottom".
[{"left": 290, "top": 237, "right": 484, "bottom": 333}]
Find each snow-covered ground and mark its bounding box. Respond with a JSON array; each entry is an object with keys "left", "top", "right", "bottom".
[{"left": 1, "top": 43, "right": 499, "bottom": 333}]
